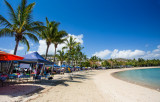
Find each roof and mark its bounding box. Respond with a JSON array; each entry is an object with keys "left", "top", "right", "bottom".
[
  {"left": 19, "top": 52, "right": 53, "bottom": 64},
  {"left": 0, "top": 51, "right": 24, "bottom": 61}
]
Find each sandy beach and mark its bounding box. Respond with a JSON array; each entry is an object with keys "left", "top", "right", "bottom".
[{"left": 1, "top": 67, "right": 160, "bottom": 102}]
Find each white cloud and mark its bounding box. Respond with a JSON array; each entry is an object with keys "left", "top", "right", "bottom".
[
  {"left": 30, "top": 42, "right": 34, "bottom": 46},
  {"left": 68, "top": 34, "right": 83, "bottom": 44},
  {"left": 111, "top": 49, "right": 145, "bottom": 59},
  {"left": 92, "top": 45, "right": 160, "bottom": 59},
  {"left": 0, "top": 46, "right": 24, "bottom": 54},
  {"left": 143, "top": 45, "right": 160, "bottom": 59},
  {"left": 37, "top": 34, "right": 84, "bottom": 55},
  {"left": 0, "top": 47, "right": 14, "bottom": 54},
  {"left": 9, "top": 50, "right": 14, "bottom": 54},
  {"left": 0, "top": 48, "right": 10, "bottom": 52},
  {"left": 27, "top": 51, "right": 36, "bottom": 54},
  {"left": 18, "top": 46, "right": 24, "bottom": 51},
  {"left": 92, "top": 49, "right": 111, "bottom": 58}
]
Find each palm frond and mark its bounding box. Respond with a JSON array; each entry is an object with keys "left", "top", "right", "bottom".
[
  {"left": 20, "top": 36, "right": 30, "bottom": 51},
  {"left": 29, "top": 21, "right": 44, "bottom": 26},
  {"left": 25, "top": 25, "right": 44, "bottom": 34},
  {"left": 19, "top": 2, "right": 35, "bottom": 28},
  {"left": 24, "top": 33, "right": 39, "bottom": 43},
  {"left": 0, "top": 28, "right": 14, "bottom": 37},
  {"left": 16, "top": 5, "right": 21, "bottom": 25},
  {"left": 0, "top": 15, "right": 12, "bottom": 28},
  {"left": 20, "top": 0, "right": 27, "bottom": 12},
  {"left": 46, "top": 17, "right": 49, "bottom": 27},
  {"left": 24, "top": 2, "right": 35, "bottom": 15},
  {"left": 62, "top": 46, "right": 68, "bottom": 50},
  {"left": 4, "top": 0, "right": 17, "bottom": 24}
]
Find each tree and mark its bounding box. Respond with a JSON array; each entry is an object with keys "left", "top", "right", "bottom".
[
  {"left": 39, "top": 17, "right": 59, "bottom": 59},
  {"left": 0, "top": 0, "right": 43, "bottom": 55},
  {"left": 90, "top": 56, "right": 99, "bottom": 68},
  {"left": 81, "top": 61, "right": 90, "bottom": 67},
  {"left": 56, "top": 50, "right": 67, "bottom": 66},
  {"left": 64, "top": 36, "right": 79, "bottom": 66},
  {"left": 78, "top": 52, "right": 85, "bottom": 67},
  {"left": 102, "top": 60, "right": 111, "bottom": 67},
  {"left": 52, "top": 30, "right": 67, "bottom": 64},
  {"left": 74, "top": 44, "right": 84, "bottom": 66}
]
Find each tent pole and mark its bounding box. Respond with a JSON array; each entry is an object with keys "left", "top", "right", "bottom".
[
  {"left": 30, "top": 63, "right": 32, "bottom": 76},
  {"left": 40, "top": 63, "right": 45, "bottom": 75},
  {"left": 52, "top": 64, "right": 54, "bottom": 75},
  {"left": 0, "top": 62, "right": 1, "bottom": 72},
  {"left": 35, "top": 62, "right": 38, "bottom": 77}
]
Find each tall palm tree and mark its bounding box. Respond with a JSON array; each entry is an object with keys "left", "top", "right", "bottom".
[
  {"left": 52, "top": 30, "right": 67, "bottom": 63},
  {"left": 56, "top": 50, "right": 67, "bottom": 66},
  {"left": 64, "top": 50, "right": 70, "bottom": 66},
  {"left": 0, "top": 0, "right": 43, "bottom": 55},
  {"left": 79, "top": 53, "right": 87, "bottom": 67},
  {"left": 64, "top": 36, "right": 79, "bottom": 66},
  {"left": 39, "top": 17, "right": 59, "bottom": 59},
  {"left": 74, "top": 44, "right": 84, "bottom": 66}
]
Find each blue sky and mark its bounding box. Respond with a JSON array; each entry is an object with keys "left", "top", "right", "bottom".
[{"left": 0, "top": 0, "right": 160, "bottom": 59}]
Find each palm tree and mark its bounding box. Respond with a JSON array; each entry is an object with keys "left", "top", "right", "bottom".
[
  {"left": 74, "top": 44, "right": 84, "bottom": 66},
  {"left": 56, "top": 50, "right": 67, "bottom": 66},
  {"left": 78, "top": 52, "right": 84, "bottom": 67},
  {"left": 90, "top": 56, "right": 99, "bottom": 68},
  {"left": 0, "top": 0, "right": 43, "bottom": 55},
  {"left": 39, "top": 17, "right": 59, "bottom": 59},
  {"left": 64, "top": 36, "right": 79, "bottom": 66},
  {"left": 52, "top": 30, "right": 67, "bottom": 64}
]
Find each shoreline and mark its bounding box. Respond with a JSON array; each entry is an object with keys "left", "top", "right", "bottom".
[
  {"left": 1, "top": 67, "right": 160, "bottom": 102},
  {"left": 111, "top": 67, "right": 160, "bottom": 92},
  {"left": 93, "top": 67, "right": 160, "bottom": 102}
]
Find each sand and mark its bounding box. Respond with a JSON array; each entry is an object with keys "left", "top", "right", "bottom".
[
  {"left": 0, "top": 67, "right": 160, "bottom": 102},
  {"left": 94, "top": 67, "right": 160, "bottom": 102}
]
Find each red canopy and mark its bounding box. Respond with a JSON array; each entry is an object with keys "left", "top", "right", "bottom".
[{"left": 0, "top": 51, "right": 24, "bottom": 61}]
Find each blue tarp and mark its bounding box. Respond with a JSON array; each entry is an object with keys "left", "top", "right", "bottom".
[
  {"left": 18, "top": 52, "right": 53, "bottom": 64},
  {"left": 20, "top": 63, "right": 30, "bottom": 68},
  {"left": 76, "top": 66, "right": 80, "bottom": 68},
  {"left": 61, "top": 64, "right": 66, "bottom": 67},
  {"left": 61, "top": 65, "right": 71, "bottom": 68},
  {"left": 54, "top": 64, "right": 60, "bottom": 67},
  {"left": 45, "top": 64, "right": 60, "bottom": 68}
]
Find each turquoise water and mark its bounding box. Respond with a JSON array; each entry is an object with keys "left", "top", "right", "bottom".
[{"left": 114, "top": 68, "right": 160, "bottom": 90}]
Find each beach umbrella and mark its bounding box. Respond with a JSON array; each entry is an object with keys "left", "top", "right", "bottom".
[
  {"left": 61, "top": 64, "right": 66, "bottom": 68},
  {"left": 0, "top": 51, "right": 24, "bottom": 61}
]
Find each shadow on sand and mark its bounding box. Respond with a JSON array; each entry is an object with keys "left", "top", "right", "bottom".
[
  {"left": 0, "top": 72, "right": 92, "bottom": 98},
  {"left": 0, "top": 84, "right": 44, "bottom": 97}
]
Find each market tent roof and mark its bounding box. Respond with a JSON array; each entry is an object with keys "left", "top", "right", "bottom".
[
  {"left": 61, "top": 64, "right": 66, "bottom": 67},
  {"left": 54, "top": 64, "right": 60, "bottom": 67},
  {"left": 45, "top": 64, "right": 60, "bottom": 67},
  {"left": 76, "top": 66, "right": 81, "bottom": 68},
  {"left": 0, "top": 51, "right": 24, "bottom": 61},
  {"left": 61, "top": 65, "right": 71, "bottom": 68},
  {"left": 20, "top": 63, "right": 30, "bottom": 68},
  {"left": 18, "top": 52, "right": 53, "bottom": 64}
]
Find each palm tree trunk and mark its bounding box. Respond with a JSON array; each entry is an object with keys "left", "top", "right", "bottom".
[
  {"left": 72, "top": 55, "right": 74, "bottom": 67},
  {"left": 14, "top": 40, "right": 20, "bottom": 55},
  {"left": 8, "top": 40, "right": 19, "bottom": 74},
  {"left": 45, "top": 44, "right": 50, "bottom": 59},
  {"left": 52, "top": 44, "right": 57, "bottom": 74},
  {"left": 68, "top": 49, "right": 71, "bottom": 66},
  {"left": 53, "top": 44, "right": 57, "bottom": 63},
  {"left": 61, "top": 61, "right": 63, "bottom": 66}
]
